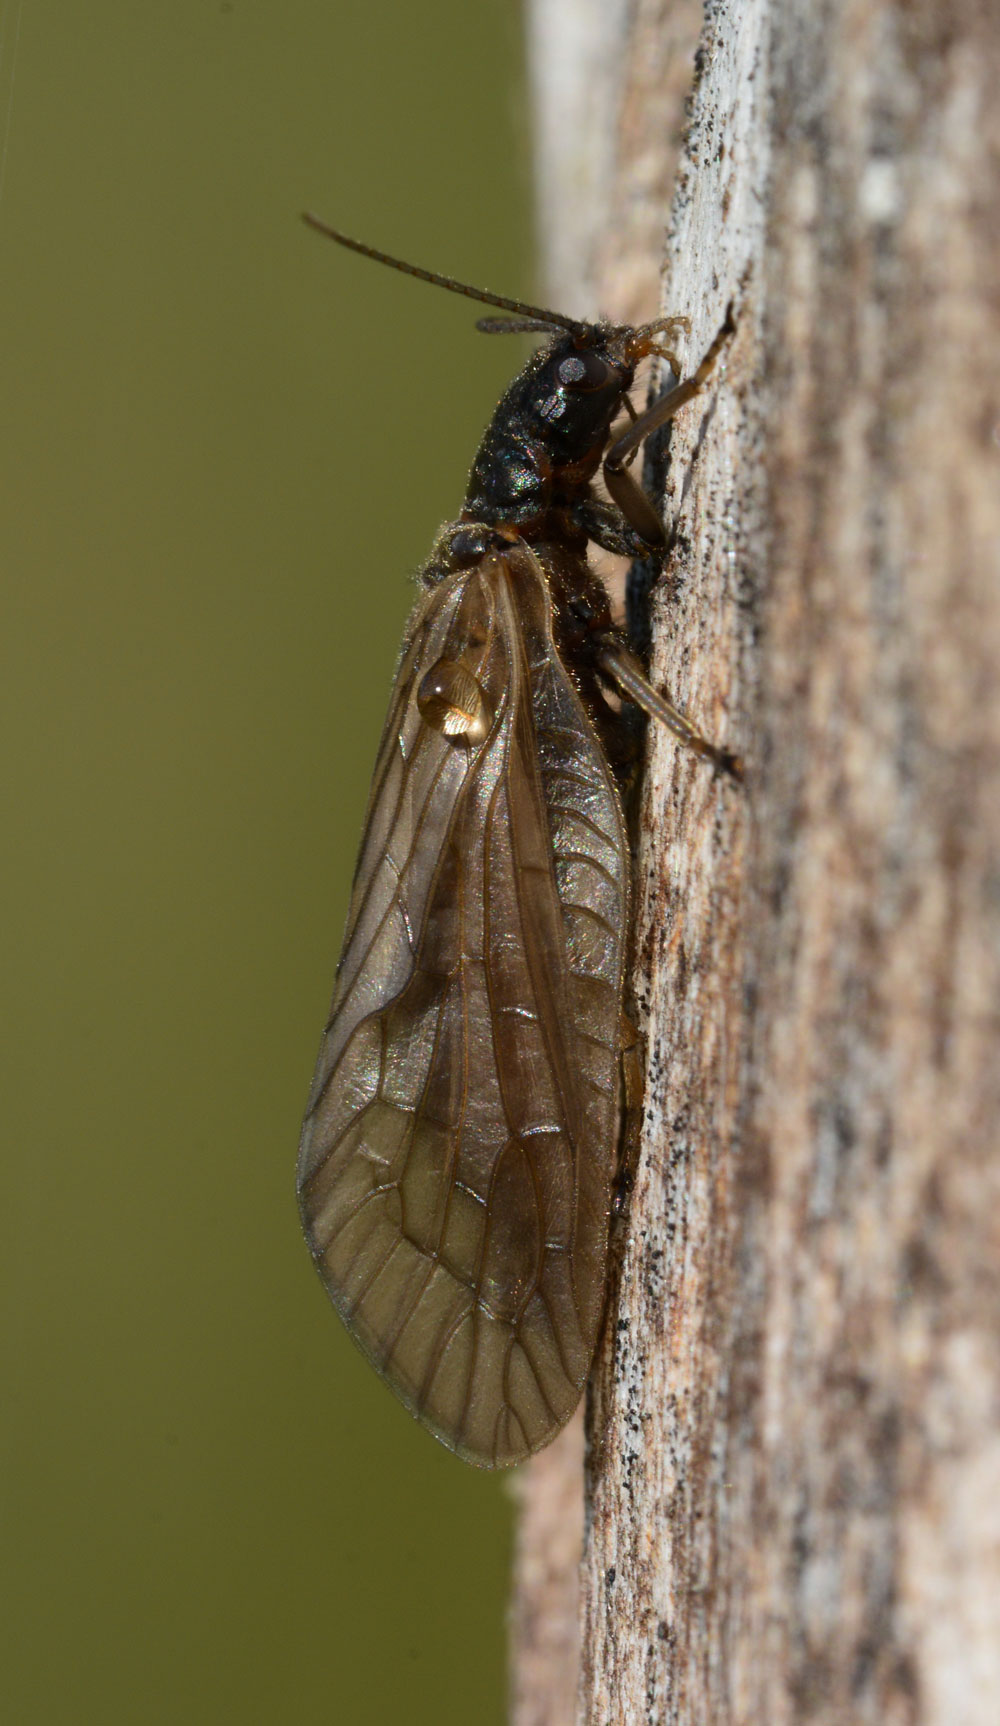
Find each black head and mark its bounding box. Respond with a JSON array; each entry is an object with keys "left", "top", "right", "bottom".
[{"left": 499, "top": 323, "right": 639, "bottom": 460}]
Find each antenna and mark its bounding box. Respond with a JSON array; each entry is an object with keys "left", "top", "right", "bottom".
[{"left": 301, "top": 213, "right": 583, "bottom": 334}]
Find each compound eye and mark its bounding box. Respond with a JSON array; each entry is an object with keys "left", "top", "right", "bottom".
[{"left": 557, "top": 350, "right": 613, "bottom": 390}]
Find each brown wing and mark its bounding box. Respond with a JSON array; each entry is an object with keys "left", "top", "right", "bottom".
[{"left": 297, "top": 544, "right": 629, "bottom": 1467}]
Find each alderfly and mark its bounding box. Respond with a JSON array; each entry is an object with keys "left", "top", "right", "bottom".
[{"left": 297, "top": 213, "right": 738, "bottom": 1467}]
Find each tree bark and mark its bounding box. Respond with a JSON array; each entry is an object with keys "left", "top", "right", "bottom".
[{"left": 513, "top": 2, "right": 1000, "bottom": 1724}]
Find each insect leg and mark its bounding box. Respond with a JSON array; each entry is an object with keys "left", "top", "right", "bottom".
[
  {"left": 602, "top": 304, "right": 736, "bottom": 541},
  {"left": 569, "top": 497, "right": 653, "bottom": 560},
  {"left": 597, "top": 638, "right": 742, "bottom": 779}
]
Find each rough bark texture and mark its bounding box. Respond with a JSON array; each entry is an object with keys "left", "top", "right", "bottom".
[{"left": 514, "top": 2, "right": 1000, "bottom": 1723}]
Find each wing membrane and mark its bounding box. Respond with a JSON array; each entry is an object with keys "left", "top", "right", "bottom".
[{"left": 298, "top": 545, "right": 628, "bottom": 1466}]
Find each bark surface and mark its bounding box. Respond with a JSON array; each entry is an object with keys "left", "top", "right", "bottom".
[{"left": 514, "top": 2, "right": 1000, "bottom": 1723}]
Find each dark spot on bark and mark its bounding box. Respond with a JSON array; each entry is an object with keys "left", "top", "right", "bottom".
[
  {"left": 833, "top": 1098, "right": 855, "bottom": 1155},
  {"left": 900, "top": 1234, "right": 947, "bottom": 1302}
]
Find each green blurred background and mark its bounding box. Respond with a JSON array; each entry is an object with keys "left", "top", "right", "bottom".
[{"left": 1, "top": 3, "right": 532, "bottom": 1720}]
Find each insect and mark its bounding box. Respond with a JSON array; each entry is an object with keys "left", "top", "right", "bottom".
[{"left": 297, "top": 213, "right": 738, "bottom": 1467}]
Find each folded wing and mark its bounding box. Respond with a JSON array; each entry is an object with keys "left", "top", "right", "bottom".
[{"left": 298, "top": 545, "right": 628, "bottom": 1466}]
